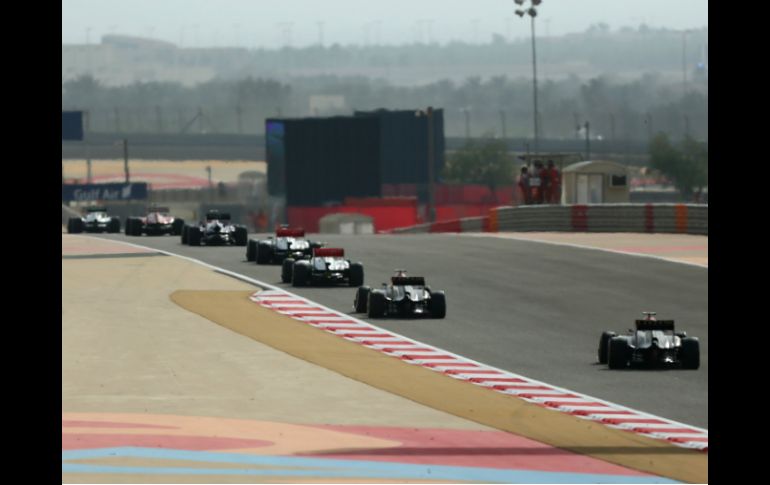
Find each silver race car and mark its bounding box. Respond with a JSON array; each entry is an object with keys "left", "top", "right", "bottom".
[
  {"left": 247, "top": 226, "right": 322, "bottom": 264},
  {"left": 598, "top": 312, "right": 700, "bottom": 369},
  {"left": 67, "top": 206, "right": 121, "bottom": 233},
  {"left": 181, "top": 210, "right": 248, "bottom": 246},
  {"left": 354, "top": 270, "right": 446, "bottom": 319},
  {"left": 284, "top": 247, "right": 364, "bottom": 287}
]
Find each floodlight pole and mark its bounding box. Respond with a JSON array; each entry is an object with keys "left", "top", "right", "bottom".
[
  {"left": 530, "top": 13, "right": 539, "bottom": 159},
  {"left": 515, "top": 1, "right": 542, "bottom": 160}
]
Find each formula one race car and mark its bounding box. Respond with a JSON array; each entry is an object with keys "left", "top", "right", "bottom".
[
  {"left": 285, "top": 247, "right": 364, "bottom": 287},
  {"left": 67, "top": 207, "right": 121, "bottom": 234},
  {"left": 125, "top": 207, "right": 185, "bottom": 236},
  {"left": 181, "top": 210, "right": 248, "bottom": 246},
  {"left": 247, "top": 226, "right": 323, "bottom": 264},
  {"left": 598, "top": 312, "right": 700, "bottom": 369},
  {"left": 353, "top": 270, "right": 446, "bottom": 319}
]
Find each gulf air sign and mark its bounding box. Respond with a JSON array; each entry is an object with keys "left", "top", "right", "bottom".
[{"left": 62, "top": 183, "right": 148, "bottom": 202}]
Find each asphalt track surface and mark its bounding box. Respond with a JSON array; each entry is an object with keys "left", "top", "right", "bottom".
[{"left": 93, "top": 232, "right": 708, "bottom": 430}]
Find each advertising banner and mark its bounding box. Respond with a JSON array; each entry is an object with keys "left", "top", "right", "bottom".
[{"left": 62, "top": 183, "right": 148, "bottom": 202}]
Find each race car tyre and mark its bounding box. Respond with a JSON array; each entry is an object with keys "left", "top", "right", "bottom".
[
  {"left": 428, "top": 291, "right": 447, "bottom": 318},
  {"left": 292, "top": 262, "right": 310, "bottom": 287},
  {"left": 131, "top": 218, "right": 142, "bottom": 236},
  {"left": 128, "top": 218, "right": 141, "bottom": 236},
  {"left": 348, "top": 262, "right": 364, "bottom": 287},
  {"left": 246, "top": 240, "right": 257, "bottom": 261},
  {"left": 133, "top": 219, "right": 144, "bottom": 236},
  {"left": 188, "top": 227, "right": 202, "bottom": 246},
  {"left": 172, "top": 218, "right": 185, "bottom": 236},
  {"left": 67, "top": 218, "right": 84, "bottom": 234},
  {"left": 234, "top": 227, "right": 248, "bottom": 246},
  {"left": 608, "top": 337, "right": 630, "bottom": 369},
  {"left": 367, "top": 291, "right": 387, "bottom": 318},
  {"left": 181, "top": 225, "right": 189, "bottom": 244},
  {"left": 257, "top": 243, "right": 272, "bottom": 264},
  {"left": 680, "top": 337, "right": 700, "bottom": 370},
  {"left": 354, "top": 286, "right": 371, "bottom": 313},
  {"left": 281, "top": 258, "right": 295, "bottom": 283},
  {"left": 598, "top": 331, "right": 617, "bottom": 364},
  {"left": 108, "top": 218, "right": 121, "bottom": 233}
]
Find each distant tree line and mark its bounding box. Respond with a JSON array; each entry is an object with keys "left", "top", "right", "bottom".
[
  {"left": 62, "top": 71, "right": 707, "bottom": 142},
  {"left": 649, "top": 133, "right": 708, "bottom": 200}
]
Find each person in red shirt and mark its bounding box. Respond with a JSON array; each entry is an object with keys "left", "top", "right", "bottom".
[
  {"left": 546, "top": 160, "right": 561, "bottom": 204},
  {"left": 531, "top": 160, "right": 545, "bottom": 204},
  {"left": 517, "top": 166, "right": 532, "bottom": 205}
]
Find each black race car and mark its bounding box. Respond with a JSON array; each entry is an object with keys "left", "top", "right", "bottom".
[
  {"left": 125, "top": 207, "right": 185, "bottom": 236},
  {"left": 598, "top": 312, "right": 700, "bottom": 369},
  {"left": 67, "top": 207, "right": 121, "bottom": 234},
  {"left": 285, "top": 247, "right": 364, "bottom": 287},
  {"left": 247, "top": 226, "right": 323, "bottom": 264},
  {"left": 181, "top": 210, "right": 248, "bottom": 246},
  {"left": 353, "top": 270, "right": 446, "bottom": 319}
]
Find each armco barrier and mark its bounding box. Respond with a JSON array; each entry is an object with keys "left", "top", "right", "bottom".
[{"left": 388, "top": 204, "right": 707, "bottom": 235}]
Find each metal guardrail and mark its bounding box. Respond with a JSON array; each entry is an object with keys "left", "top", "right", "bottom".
[{"left": 389, "top": 203, "right": 708, "bottom": 236}]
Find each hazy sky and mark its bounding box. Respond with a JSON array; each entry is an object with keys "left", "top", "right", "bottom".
[{"left": 62, "top": 0, "right": 708, "bottom": 48}]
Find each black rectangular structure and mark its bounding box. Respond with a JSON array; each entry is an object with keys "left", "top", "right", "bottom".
[
  {"left": 62, "top": 111, "right": 84, "bottom": 141},
  {"left": 267, "top": 109, "right": 445, "bottom": 206},
  {"left": 267, "top": 116, "right": 381, "bottom": 206},
  {"left": 354, "top": 109, "right": 445, "bottom": 191}
]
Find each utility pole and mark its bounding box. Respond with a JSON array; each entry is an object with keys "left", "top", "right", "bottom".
[
  {"left": 122, "top": 138, "right": 130, "bottom": 184},
  {"left": 499, "top": 110, "right": 507, "bottom": 143},
  {"left": 427, "top": 107, "right": 436, "bottom": 223},
  {"left": 645, "top": 113, "right": 653, "bottom": 143},
  {"left": 682, "top": 30, "right": 689, "bottom": 97},
  {"left": 84, "top": 110, "right": 92, "bottom": 184},
  {"left": 461, "top": 108, "right": 470, "bottom": 140},
  {"left": 415, "top": 107, "right": 437, "bottom": 223},
  {"left": 584, "top": 121, "right": 591, "bottom": 161},
  {"left": 609, "top": 113, "right": 616, "bottom": 153}
]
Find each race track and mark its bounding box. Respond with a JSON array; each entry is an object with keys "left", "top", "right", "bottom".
[{"left": 94, "top": 232, "right": 708, "bottom": 429}]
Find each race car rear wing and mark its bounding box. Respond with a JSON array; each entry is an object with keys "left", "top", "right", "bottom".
[
  {"left": 314, "top": 247, "right": 344, "bottom": 257},
  {"left": 635, "top": 320, "right": 675, "bottom": 331},
  {"left": 205, "top": 212, "right": 231, "bottom": 221},
  {"left": 277, "top": 227, "right": 305, "bottom": 238},
  {"left": 87, "top": 206, "right": 108, "bottom": 212},
  {"left": 391, "top": 276, "right": 426, "bottom": 286}
]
